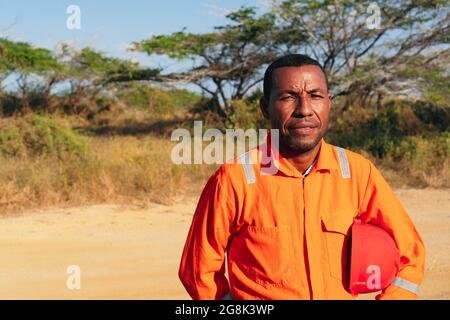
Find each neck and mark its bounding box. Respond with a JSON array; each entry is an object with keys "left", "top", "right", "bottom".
[{"left": 280, "top": 140, "right": 322, "bottom": 175}]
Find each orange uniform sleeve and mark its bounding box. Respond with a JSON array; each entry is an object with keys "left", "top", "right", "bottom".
[
  {"left": 359, "top": 161, "right": 426, "bottom": 300},
  {"left": 178, "top": 167, "right": 237, "bottom": 300}
]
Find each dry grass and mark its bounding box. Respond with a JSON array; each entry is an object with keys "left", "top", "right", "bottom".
[
  {"left": 373, "top": 158, "right": 450, "bottom": 189},
  {"left": 0, "top": 134, "right": 217, "bottom": 214},
  {"left": 358, "top": 139, "right": 450, "bottom": 189}
]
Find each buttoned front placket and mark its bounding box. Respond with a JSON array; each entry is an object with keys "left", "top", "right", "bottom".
[{"left": 303, "top": 170, "right": 326, "bottom": 299}]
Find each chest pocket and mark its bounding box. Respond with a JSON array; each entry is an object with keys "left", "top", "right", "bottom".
[
  {"left": 234, "top": 225, "right": 292, "bottom": 288},
  {"left": 321, "top": 211, "right": 354, "bottom": 282}
]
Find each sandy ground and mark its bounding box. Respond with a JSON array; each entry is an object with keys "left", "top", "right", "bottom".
[{"left": 0, "top": 189, "right": 448, "bottom": 300}]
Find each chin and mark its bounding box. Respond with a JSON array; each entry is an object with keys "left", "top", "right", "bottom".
[{"left": 283, "top": 134, "right": 322, "bottom": 153}]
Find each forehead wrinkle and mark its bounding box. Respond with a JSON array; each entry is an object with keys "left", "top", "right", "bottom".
[
  {"left": 272, "top": 69, "right": 326, "bottom": 93},
  {"left": 291, "top": 82, "right": 316, "bottom": 93}
]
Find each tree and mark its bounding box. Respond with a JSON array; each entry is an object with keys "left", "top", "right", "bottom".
[
  {"left": 133, "top": 7, "right": 287, "bottom": 119},
  {"left": 0, "top": 39, "right": 160, "bottom": 116},
  {"left": 273, "top": 0, "right": 450, "bottom": 107},
  {"left": 0, "top": 38, "right": 62, "bottom": 113},
  {"left": 133, "top": 1, "right": 449, "bottom": 120},
  {"left": 57, "top": 45, "right": 160, "bottom": 115}
]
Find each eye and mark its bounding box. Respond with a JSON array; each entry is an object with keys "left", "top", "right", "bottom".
[
  {"left": 280, "top": 95, "right": 296, "bottom": 101},
  {"left": 311, "top": 94, "right": 323, "bottom": 99}
]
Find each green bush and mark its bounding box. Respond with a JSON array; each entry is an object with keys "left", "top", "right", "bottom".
[
  {"left": 229, "top": 99, "right": 269, "bottom": 130},
  {"left": 117, "top": 83, "right": 201, "bottom": 115},
  {"left": 0, "top": 115, "right": 88, "bottom": 159},
  {"left": 389, "top": 133, "right": 449, "bottom": 163},
  {"left": 0, "top": 127, "right": 24, "bottom": 157},
  {"left": 326, "top": 99, "right": 449, "bottom": 187},
  {"left": 328, "top": 100, "right": 448, "bottom": 157}
]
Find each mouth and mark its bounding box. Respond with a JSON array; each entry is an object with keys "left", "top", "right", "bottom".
[{"left": 288, "top": 124, "right": 319, "bottom": 135}]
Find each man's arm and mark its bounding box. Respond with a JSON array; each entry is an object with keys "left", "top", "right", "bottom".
[
  {"left": 179, "top": 167, "right": 236, "bottom": 300},
  {"left": 359, "top": 161, "right": 426, "bottom": 300}
]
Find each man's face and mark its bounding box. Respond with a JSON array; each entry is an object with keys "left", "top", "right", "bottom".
[{"left": 260, "top": 65, "right": 331, "bottom": 153}]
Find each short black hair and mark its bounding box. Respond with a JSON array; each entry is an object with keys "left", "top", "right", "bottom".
[{"left": 263, "top": 54, "right": 328, "bottom": 99}]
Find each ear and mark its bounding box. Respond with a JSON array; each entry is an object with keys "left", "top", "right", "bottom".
[
  {"left": 259, "top": 96, "right": 270, "bottom": 119},
  {"left": 328, "top": 93, "right": 333, "bottom": 109}
]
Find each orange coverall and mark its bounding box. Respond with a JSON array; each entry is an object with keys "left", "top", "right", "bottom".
[{"left": 179, "top": 137, "right": 426, "bottom": 300}]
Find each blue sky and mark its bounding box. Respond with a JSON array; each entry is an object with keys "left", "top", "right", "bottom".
[{"left": 0, "top": 0, "right": 265, "bottom": 66}]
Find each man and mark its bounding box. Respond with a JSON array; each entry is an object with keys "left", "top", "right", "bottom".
[{"left": 179, "top": 54, "right": 425, "bottom": 300}]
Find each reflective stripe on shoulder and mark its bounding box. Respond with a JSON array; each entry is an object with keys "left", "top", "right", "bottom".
[
  {"left": 240, "top": 152, "right": 256, "bottom": 185},
  {"left": 392, "top": 277, "right": 420, "bottom": 294},
  {"left": 335, "top": 146, "right": 351, "bottom": 179}
]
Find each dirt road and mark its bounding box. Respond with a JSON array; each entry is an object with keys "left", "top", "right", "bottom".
[{"left": 0, "top": 189, "right": 448, "bottom": 299}]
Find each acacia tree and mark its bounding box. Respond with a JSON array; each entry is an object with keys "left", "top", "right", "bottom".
[
  {"left": 0, "top": 39, "right": 160, "bottom": 116},
  {"left": 133, "top": 7, "right": 287, "bottom": 119},
  {"left": 274, "top": 0, "right": 450, "bottom": 106},
  {"left": 57, "top": 45, "right": 160, "bottom": 115},
  {"left": 134, "top": 1, "right": 449, "bottom": 119},
  {"left": 0, "top": 38, "right": 61, "bottom": 113}
]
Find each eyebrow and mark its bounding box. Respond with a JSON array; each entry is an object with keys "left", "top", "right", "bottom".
[
  {"left": 275, "top": 88, "right": 327, "bottom": 95},
  {"left": 276, "top": 89, "right": 299, "bottom": 96},
  {"left": 307, "top": 88, "right": 326, "bottom": 94}
]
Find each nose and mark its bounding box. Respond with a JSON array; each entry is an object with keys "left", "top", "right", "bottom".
[{"left": 292, "top": 94, "right": 313, "bottom": 118}]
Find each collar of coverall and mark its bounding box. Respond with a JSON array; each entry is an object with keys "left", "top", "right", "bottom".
[{"left": 258, "top": 131, "right": 340, "bottom": 178}]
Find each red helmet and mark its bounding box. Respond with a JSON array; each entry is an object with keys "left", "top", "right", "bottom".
[{"left": 349, "top": 219, "right": 400, "bottom": 295}]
